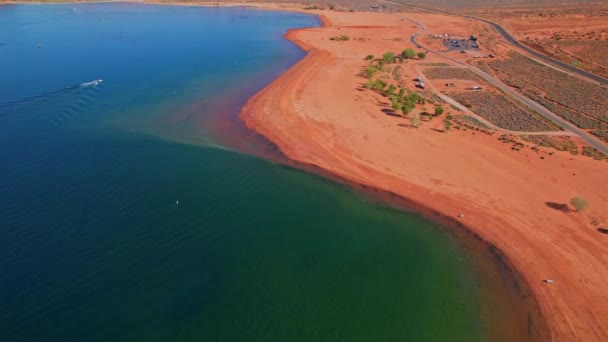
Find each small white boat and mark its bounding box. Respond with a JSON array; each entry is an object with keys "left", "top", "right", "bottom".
[{"left": 81, "top": 79, "right": 103, "bottom": 87}]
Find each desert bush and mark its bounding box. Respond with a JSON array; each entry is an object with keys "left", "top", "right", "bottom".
[
  {"left": 570, "top": 197, "right": 589, "bottom": 212},
  {"left": 434, "top": 105, "right": 444, "bottom": 116},
  {"left": 365, "top": 54, "right": 374, "bottom": 60},
  {"left": 392, "top": 65, "right": 404, "bottom": 82},
  {"left": 417, "top": 52, "right": 426, "bottom": 59},
  {"left": 364, "top": 79, "right": 387, "bottom": 91},
  {"left": 382, "top": 52, "right": 395, "bottom": 64},
  {"left": 444, "top": 120, "right": 453, "bottom": 131},
  {"left": 364, "top": 66, "right": 376, "bottom": 79}
]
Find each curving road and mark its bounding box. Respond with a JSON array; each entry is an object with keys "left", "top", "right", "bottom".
[
  {"left": 398, "top": 15, "right": 608, "bottom": 155},
  {"left": 388, "top": 0, "right": 608, "bottom": 85}
]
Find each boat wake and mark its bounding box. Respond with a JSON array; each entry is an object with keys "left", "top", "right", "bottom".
[
  {"left": 0, "top": 79, "right": 103, "bottom": 108},
  {"left": 0, "top": 79, "right": 104, "bottom": 130}
]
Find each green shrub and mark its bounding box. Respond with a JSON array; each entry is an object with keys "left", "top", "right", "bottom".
[
  {"left": 382, "top": 52, "right": 395, "bottom": 64},
  {"left": 402, "top": 48, "right": 416, "bottom": 59},
  {"left": 397, "top": 88, "right": 405, "bottom": 99},
  {"left": 444, "top": 120, "right": 453, "bottom": 131},
  {"left": 402, "top": 103, "right": 415, "bottom": 116},
  {"left": 434, "top": 105, "right": 444, "bottom": 116},
  {"left": 417, "top": 52, "right": 426, "bottom": 59},
  {"left": 364, "top": 66, "right": 376, "bottom": 78}
]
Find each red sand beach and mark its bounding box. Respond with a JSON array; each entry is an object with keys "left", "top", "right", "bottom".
[{"left": 240, "top": 7, "right": 608, "bottom": 342}]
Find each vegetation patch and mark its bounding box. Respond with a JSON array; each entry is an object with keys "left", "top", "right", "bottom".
[
  {"left": 523, "top": 90, "right": 608, "bottom": 130},
  {"left": 424, "top": 67, "right": 479, "bottom": 80},
  {"left": 488, "top": 52, "right": 608, "bottom": 129},
  {"left": 450, "top": 92, "right": 560, "bottom": 132},
  {"left": 330, "top": 35, "right": 350, "bottom": 41},
  {"left": 590, "top": 130, "right": 608, "bottom": 143},
  {"left": 303, "top": 5, "right": 325, "bottom": 10},
  {"left": 454, "top": 115, "right": 490, "bottom": 130},
  {"left": 520, "top": 135, "right": 579, "bottom": 155},
  {"left": 471, "top": 60, "right": 494, "bottom": 75},
  {"left": 420, "top": 63, "right": 450, "bottom": 67},
  {"left": 582, "top": 146, "right": 608, "bottom": 161}
]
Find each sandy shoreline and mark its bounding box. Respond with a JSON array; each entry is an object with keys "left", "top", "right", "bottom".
[{"left": 239, "top": 6, "right": 608, "bottom": 342}]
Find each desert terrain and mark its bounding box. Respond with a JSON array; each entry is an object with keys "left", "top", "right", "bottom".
[
  {"left": 460, "top": 2, "right": 608, "bottom": 79},
  {"left": 240, "top": 5, "right": 608, "bottom": 342}
]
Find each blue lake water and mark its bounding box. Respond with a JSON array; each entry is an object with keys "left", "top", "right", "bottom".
[{"left": 0, "top": 3, "right": 533, "bottom": 341}]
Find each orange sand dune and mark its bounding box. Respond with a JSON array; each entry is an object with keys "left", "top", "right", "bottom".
[{"left": 241, "top": 9, "right": 608, "bottom": 342}]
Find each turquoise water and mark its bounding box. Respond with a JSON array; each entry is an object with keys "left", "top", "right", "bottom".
[{"left": 0, "top": 3, "right": 525, "bottom": 341}]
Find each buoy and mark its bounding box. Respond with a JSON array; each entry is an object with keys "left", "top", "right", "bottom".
[{"left": 176, "top": 200, "right": 179, "bottom": 204}]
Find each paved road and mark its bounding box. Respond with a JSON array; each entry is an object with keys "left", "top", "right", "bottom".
[
  {"left": 388, "top": 0, "right": 608, "bottom": 85},
  {"left": 399, "top": 16, "right": 608, "bottom": 155}
]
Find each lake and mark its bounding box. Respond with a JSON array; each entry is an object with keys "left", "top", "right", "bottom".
[{"left": 0, "top": 3, "right": 533, "bottom": 341}]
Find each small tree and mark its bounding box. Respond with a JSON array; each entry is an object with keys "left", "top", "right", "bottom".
[
  {"left": 417, "top": 52, "right": 426, "bottom": 59},
  {"left": 434, "top": 105, "right": 444, "bottom": 116},
  {"left": 365, "top": 54, "right": 374, "bottom": 61},
  {"left": 402, "top": 48, "right": 416, "bottom": 59},
  {"left": 570, "top": 197, "right": 589, "bottom": 212},
  {"left": 382, "top": 52, "right": 395, "bottom": 64}
]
